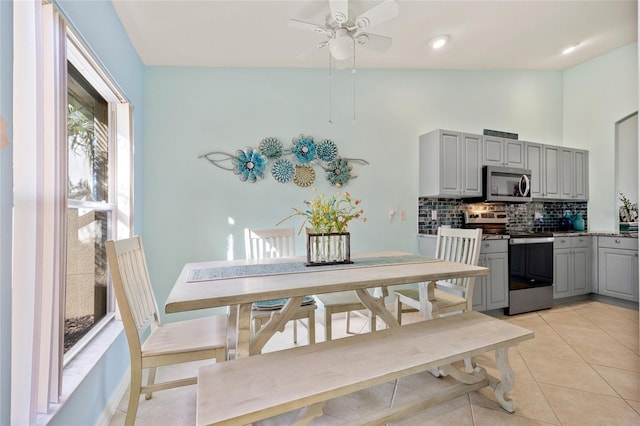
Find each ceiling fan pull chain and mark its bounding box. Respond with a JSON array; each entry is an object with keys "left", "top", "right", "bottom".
[
  {"left": 352, "top": 42, "right": 356, "bottom": 124},
  {"left": 328, "top": 51, "right": 333, "bottom": 125}
]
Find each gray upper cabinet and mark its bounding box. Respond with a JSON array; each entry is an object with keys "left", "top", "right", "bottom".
[
  {"left": 482, "top": 136, "right": 525, "bottom": 168},
  {"left": 525, "top": 142, "right": 565, "bottom": 199},
  {"left": 419, "top": 129, "right": 482, "bottom": 197},
  {"left": 560, "top": 148, "right": 589, "bottom": 200}
]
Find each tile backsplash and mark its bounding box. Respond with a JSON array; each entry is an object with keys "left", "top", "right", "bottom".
[{"left": 418, "top": 198, "right": 588, "bottom": 234}]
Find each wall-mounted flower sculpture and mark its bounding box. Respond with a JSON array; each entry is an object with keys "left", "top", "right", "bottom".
[{"left": 199, "top": 133, "right": 368, "bottom": 187}]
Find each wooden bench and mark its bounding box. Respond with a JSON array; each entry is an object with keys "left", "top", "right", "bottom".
[{"left": 197, "top": 311, "right": 534, "bottom": 426}]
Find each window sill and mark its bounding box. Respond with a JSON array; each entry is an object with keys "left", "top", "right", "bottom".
[{"left": 37, "top": 318, "right": 124, "bottom": 426}]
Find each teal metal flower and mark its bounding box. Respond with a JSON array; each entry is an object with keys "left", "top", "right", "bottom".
[
  {"left": 259, "top": 137, "right": 283, "bottom": 159},
  {"left": 232, "top": 147, "right": 266, "bottom": 183},
  {"left": 271, "top": 158, "right": 294, "bottom": 183},
  {"left": 316, "top": 139, "right": 338, "bottom": 162},
  {"left": 326, "top": 158, "right": 352, "bottom": 187},
  {"left": 292, "top": 135, "right": 316, "bottom": 164}
]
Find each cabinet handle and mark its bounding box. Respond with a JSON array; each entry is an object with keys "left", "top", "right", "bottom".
[
  {"left": 560, "top": 239, "right": 566, "bottom": 243},
  {"left": 615, "top": 239, "right": 621, "bottom": 244}
]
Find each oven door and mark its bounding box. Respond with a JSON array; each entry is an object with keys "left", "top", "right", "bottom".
[{"left": 508, "top": 237, "right": 554, "bottom": 290}]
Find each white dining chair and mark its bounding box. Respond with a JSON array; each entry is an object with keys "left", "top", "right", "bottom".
[
  {"left": 394, "top": 227, "right": 483, "bottom": 322},
  {"left": 244, "top": 227, "right": 316, "bottom": 345},
  {"left": 106, "top": 236, "right": 227, "bottom": 426}
]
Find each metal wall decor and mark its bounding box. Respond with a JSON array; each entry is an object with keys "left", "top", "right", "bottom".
[{"left": 199, "top": 134, "right": 368, "bottom": 187}]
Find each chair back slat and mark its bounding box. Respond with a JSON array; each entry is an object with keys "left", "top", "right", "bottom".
[
  {"left": 106, "top": 236, "right": 159, "bottom": 353},
  {"left": 245, "top": 227, "right": 296, "bottom": 259},
  {"left": 434, "top": 227, "right": 483, "bottom": 295}
]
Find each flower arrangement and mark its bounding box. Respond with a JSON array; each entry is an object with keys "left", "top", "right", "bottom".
[
  {"left": 619, "top": 192, "right": 638, "bottom": 222},
  {"left": 277, "top": 190, "right": 366, "bottom": 235}
]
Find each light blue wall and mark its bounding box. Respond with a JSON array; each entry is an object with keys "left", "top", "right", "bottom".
[
  {"left": 143, "top": 67, "right": 563, "bottom": 319},
  {"left": 563, "top": 42, "right": 638, "bottom": 231},
  {"left": 1, "top": 1, "right": 13, "bottom": 424}
]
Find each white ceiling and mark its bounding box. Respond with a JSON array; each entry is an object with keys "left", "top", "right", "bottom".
[{"left": 111, "top": 0, "right": 638, "bottom": 70}]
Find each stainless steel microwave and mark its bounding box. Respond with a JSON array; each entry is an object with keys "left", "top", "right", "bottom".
[{"left": 483, "top": 166, "right": 532, "bottom": 203}]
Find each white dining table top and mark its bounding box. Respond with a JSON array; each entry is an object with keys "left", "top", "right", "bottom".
[{"left": 164, "top": 251, "right": 489, "bottom": 314}]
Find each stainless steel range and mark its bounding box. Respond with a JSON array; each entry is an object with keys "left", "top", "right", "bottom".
[
  {"left": 507, "top": 233, "right": 554, "bottom": 315},
  {"left": 463, "top": 209, "right": 554, "bottom": 315}
]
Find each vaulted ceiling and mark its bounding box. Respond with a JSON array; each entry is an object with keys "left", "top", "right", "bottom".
[{"left": 112, "top": 0, "right": 637, "bottom": 70}]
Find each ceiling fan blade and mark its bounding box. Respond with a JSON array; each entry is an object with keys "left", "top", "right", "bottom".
[
  {"left": 296, "top": 41, "right": 329, "bottom": 61},
  {"left": 355, "top": 0, "right": 399, "bottom": 30},
  {"left": 329, "top": 0, "right": 349, "bottom": 24},
  {"left": 355, "top": 33, "right": 392, "bottom": 53},
  {"left": 287, "top": 18, "right": 328, "bottom": 34}
]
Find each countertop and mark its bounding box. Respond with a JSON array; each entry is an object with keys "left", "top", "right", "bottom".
[{"left": 418, "top": 231, "right": 638, "bottom": 240}]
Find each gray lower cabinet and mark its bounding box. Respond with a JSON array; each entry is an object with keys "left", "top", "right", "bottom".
[
  {"left": 597, "top": 236, "right": 639, "bottom": 302},
  {"left": 553, "top": 236, "right": 591, "bottom": 299},
  {"left": 473, "top": 239, "right": 509, "bottom": 311}
]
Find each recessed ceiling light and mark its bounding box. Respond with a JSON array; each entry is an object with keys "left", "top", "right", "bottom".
[
  {"left": 430, "top": 35, "right": 450, "bottom": 50},
  {"left": 562, "top": 43, "right": 580, "bottom": 55}
]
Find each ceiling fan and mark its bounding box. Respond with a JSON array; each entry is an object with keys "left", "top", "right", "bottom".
[{"left": 288, "top": 0, "right": 400, "bottom": 61}]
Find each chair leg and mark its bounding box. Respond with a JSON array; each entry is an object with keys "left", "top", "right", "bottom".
[
  {"left": 145, "top": 366, "right": 157, "bottom": 400},
  {"left": 126, "top": 366, "right": 143, "bottom": 426},
  {"left": 293, "top": 318, "right": 298, "bottom": 344},
  {"left": 308, "top": 311, "right": 316, "bottom": 344},
  {"left": 395, "top": 296, "right": 403, "bottom": 325},
  {"left": 324, "top": 309, "right": 333, "bottom": 342},
  {"left": 345, "top": 311, "right": 351, "bottom": 334}
]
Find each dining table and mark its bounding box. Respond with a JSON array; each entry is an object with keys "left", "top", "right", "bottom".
[{"left": 164, "top": 251, "right": 489, "bottom": 359}]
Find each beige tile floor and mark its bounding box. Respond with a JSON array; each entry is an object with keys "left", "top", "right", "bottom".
[{"left": 109, "top": 300, "right": 639, "bottom": 425}]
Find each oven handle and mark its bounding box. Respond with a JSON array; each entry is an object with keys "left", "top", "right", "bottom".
[{"left": 509, "top": 237, "right": 555, "bottom": 245}]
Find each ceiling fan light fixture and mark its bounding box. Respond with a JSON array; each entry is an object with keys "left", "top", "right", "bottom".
[
  {"left": 329, "top": 31, "right": 354, "bottom": 60},
  {"left": 430, "top": 35, "right": 450, "bottom": 50}
]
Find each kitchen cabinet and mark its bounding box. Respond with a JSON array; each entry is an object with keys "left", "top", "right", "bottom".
[
  {"left": 482, "top": 136, "right": 525, "bottom": 168},
  {"left": 525, "top": 142, "right": 561, "bottom": 199},
  {"left": 597, "top": 236, "right": 638, "bottom": 302},
  {"left": 419, "top": 129, "right": 482, "bottom": 197},
  {"left": 473, "top": 239, "right": 509, "bottom": 311},
  {"left": 553, "top": 236, "right": 591, "bottom": 299},
  {"left": 560, "top": 148, "right": 589, "bottom": 200}
]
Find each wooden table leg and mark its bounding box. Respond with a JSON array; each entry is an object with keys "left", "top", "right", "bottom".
[
  {"left": 235, "top": 303, "right": 253, "bottom": 359},
  {"left": 226, "top": 305, "right": 238, "bottom": 360},
  {"left": 418, "top": 281, "right": 436, "bottom": 319},
  {"left": 355, "top": 288, "right": 399, "bottom": 328},
  {"left": 249, "top": 296, "right": 305, "bottom": 356},
  {"left": 492, "top": 347, "right": 517, "bottom": 412}
]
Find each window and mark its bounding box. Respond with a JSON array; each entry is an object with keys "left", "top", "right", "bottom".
[
  {"left": 64, "top": 62, "right": 113, "bottom": 357},
  {"left": 62, "top": 31, "right": 133, "bottom": 362}
]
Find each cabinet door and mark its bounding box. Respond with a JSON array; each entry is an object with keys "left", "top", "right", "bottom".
[
  {"left": 553, "top": 249, "right": 571, "bottom": 298},
  {"left": 572, "top": 248, "right": 590, "bottom": 294},
  {"left": 473, "top": 254, "right": 487, "bottom": 312},
  {"left": 440, "top": 131, "right": 462, "bottom": 194},
  {"left": 543, "top": 145, "right": 561, "bottom": 198},
  {"left": 485, "top": 253, "right": 509, "bottom": 310},
  {"left": 525, "top": 142, "right": 544, "bottom": 197},
  {"left": 598, "top": 248, "right": 639, "bottom": 301},
  {"left": 560, "top": 148, "right": 574, "bottom": 199},
  {"left": 573, "top": 150, "right": 588, "bottom": 200},
  {"left": 505, "top": 140, "right": 525, "bottom": 167},
  {"left": 461, "top": 133, "right": 482, "bottom": 196},
  {"left": 482, "top": 136, "right": 504, "bottom": 166}
]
